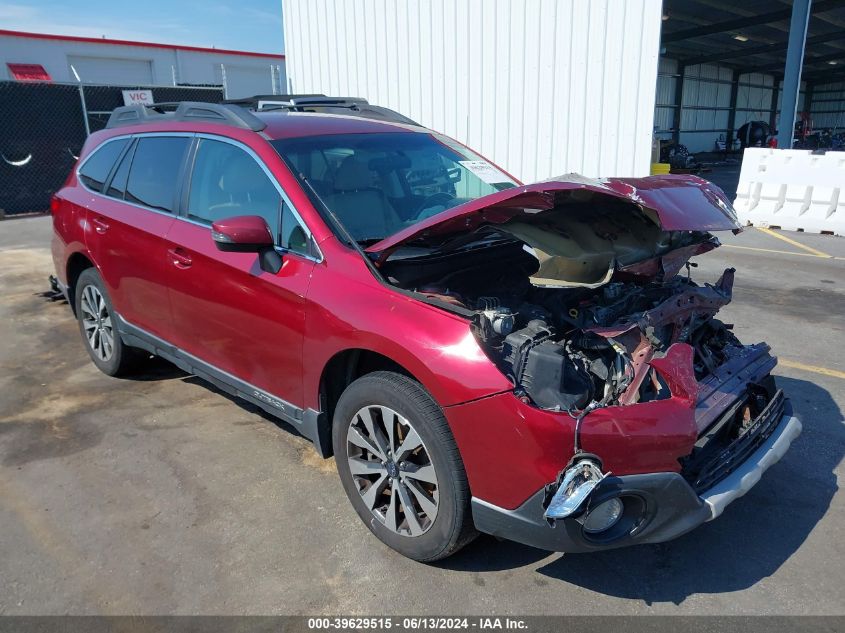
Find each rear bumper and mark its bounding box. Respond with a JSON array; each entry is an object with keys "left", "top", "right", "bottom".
[{"left": 472, "top": 401, "right": 801, "bottom": 553}]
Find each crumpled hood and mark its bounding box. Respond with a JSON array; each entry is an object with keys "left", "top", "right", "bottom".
[{"left": 366, "top": 173, "right": 740, "bottom": 262}]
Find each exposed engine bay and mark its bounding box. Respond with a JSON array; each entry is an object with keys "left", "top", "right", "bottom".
[
  {"left": 367, "top": 176, "right": 799, "bottom": 547},
  {"left": 379, "top": 201, "right": 744, "bottom": 415}
]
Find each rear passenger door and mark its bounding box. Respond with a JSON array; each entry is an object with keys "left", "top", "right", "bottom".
[
  {"left": 163, "top": 135, "right": 318, "bottom": 409},
  {"left": 82, "top": 134, "right": 191, "bottom": 338}
]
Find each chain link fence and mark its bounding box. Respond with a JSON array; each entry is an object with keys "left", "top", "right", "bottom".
[
  {"left": 82, "top": 84, "right": 224, "bottom": 133},
  {"left": 0, "top": 81, "right": 224, "bottom": 217}
]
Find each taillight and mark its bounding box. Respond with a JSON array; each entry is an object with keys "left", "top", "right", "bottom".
[{"left": 50, "top": 196, "right": 60, "bottom": 215}]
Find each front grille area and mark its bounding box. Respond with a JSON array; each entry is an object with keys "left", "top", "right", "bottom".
[{"left": 682, "top": 389, "right": 786, "bottom": 494}]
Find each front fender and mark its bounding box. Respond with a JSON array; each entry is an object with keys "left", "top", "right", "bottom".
[{"left": 302, "top": 248, "right": 512, "bottom": 412}]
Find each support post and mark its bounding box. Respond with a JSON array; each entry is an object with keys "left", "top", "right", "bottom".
[
  {"left": 769, "top": 77, "right": 780, "bottom": 130},
  {"left": 174, "top": 49, "right": 183, "bottom": 85},
  {"left": 726, "top": 69, "right": 740, "bottom": 150},
  {"left": 77, "top": 84, "right": 90, "bottom": 137},
  {"left": 777, "top": 0, "right": 812, "bottom": 149},
  {"left": 804, "top": 82, "right": 814, "bottom": 120},
  {"left": 672, "top": 64, "right": 686, "bottom": 146}
]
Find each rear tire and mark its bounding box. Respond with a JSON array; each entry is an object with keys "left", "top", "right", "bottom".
[
  {"left": 74, "top": 268, "right": 141, "bottom": 377},
  {"left": 333, "top": 371, "right": 477, "bottom": 561}
]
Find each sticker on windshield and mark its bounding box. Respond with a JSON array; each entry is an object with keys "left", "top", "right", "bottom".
[{"left": 458, "top": 160, "right": 507, "bottom": 184}]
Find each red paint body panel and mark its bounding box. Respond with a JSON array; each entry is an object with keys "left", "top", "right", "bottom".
[
  {"left": 162, "top": 220, "right": 313, "bottom": 405},
  {"left": 366, "top": 174, "right": 741, "bottom": 259},
  {"left": 446, "top": 344, "right": 700, "bottom": 509},
  {"left": 211, "top": 215, "right": 274, "bottom": 246},
  {"left": 52, "top": 150, "right": 176, "bottom": 337},
  {"left": 50, "top": 201, "right": 87, "bottom": 287},
  {"left": 301, "top": 237, "right": 513, "bottom": 410},
  {"left": 82, "top": 192, "right": 175, "bottom": 338}
]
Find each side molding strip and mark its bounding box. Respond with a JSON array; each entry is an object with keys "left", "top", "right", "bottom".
[{"left": 115, "top": 314, "right": 332, "bottom": 456}]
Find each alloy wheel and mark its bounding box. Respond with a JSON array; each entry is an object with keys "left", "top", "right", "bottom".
[
  {"left": 346, "top": 405, "right": 439, "bottom": 537},
  {"left": 80, "top": 284, "right": 114, "bottom": 362}
]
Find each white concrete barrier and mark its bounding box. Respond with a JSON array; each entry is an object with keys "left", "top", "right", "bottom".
[{"left": 734, "top": 148, "right": 845, "bottom": 236}]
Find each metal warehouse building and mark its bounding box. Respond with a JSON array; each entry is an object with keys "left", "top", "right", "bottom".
[
  {"left": 656, "top": 0, "right": 845, "bottom": 154},
  {"left": 0, "top": 29, "right": 285, "bottom": 98},
  {"left": 282, "top": 0, "right": 845, "bottom": 182}
]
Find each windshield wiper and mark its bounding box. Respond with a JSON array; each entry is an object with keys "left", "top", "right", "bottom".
[{"left": 429, "top": 230, "right": 518, "bottom": 255}]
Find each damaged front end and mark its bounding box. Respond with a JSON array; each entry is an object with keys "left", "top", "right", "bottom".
[
  {"left": 376, "top": 176, "right": 747, "bottom": 428},
  {"left": 372, "top": 175, "right": 801, "bottom": 551}
]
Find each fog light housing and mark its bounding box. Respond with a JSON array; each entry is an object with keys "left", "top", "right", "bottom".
[
  {"left": 582, "top": 498, "right": 624, "bottom": 534},
  {"left": 544, "top": 459, "right": 607, "bottom": 521}
]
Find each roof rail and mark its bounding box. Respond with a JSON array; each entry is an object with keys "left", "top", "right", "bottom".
[
  {"left": 223, "top": 94, "right": 419, "bottom": 126},
  {"left": 223, "top": 94, "right": 327, "bottom": 109},
  {"left": 106, "top": 101, "right": 267, "bottom": 131}
]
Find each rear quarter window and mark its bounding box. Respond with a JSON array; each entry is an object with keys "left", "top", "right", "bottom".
[
  {"left": 78, "top": 138, "right": 129, "bottom": 193},
  {"left": 106, "top": 139, "right": 135, "bottom": 199}
]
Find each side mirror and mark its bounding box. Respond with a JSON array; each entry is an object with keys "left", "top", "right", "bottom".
[
  {"left": 211, "top": 215, "right": 282, "bottom": 274},
  {"left": 212, "top": 215, "right": 273, "bottom": 252}
]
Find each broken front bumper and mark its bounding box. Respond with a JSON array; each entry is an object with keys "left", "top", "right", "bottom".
[{"left": 471, "top": 400, "right": 801, "bottom": 553}]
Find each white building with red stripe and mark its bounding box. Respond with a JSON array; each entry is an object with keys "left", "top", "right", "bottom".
[{"left": 0, "top": 29, "right": 285, "bottom": 98}]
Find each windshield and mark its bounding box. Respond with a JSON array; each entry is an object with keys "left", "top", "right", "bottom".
[{"left": 271, "top": 132, "right": 517, "bottom": 244}]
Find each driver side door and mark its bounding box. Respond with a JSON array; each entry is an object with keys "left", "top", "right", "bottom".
[{"left": 163, "top": 135, "right": 318, "bottom": 409}]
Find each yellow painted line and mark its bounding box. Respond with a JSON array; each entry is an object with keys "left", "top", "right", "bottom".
[
  {"left": 723, "top": 244, "right": 821, "bottom": 258},
  {"left": 721, "top": 243, "right": 845, "bottom": 261},
  {"left": 756, "top": 227, "right": 832, "bottom": 258},
  {"left": 779, "top": 359, "right": 845, "bottom": 380}
]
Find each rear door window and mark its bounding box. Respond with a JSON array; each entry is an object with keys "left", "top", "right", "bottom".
[
  {"left": 125, "top": 136, "right": 190, "bottom": 213},
  {"left": 78, "top": 138, "right": 129, "bottom": 193}
]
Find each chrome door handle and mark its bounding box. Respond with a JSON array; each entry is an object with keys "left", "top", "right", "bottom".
[
  {"left": 168, "top": 248, "right": 193, "bottom": 269},
  {"left": 91, "top": 217, "right": 109, "bottom": 234}
]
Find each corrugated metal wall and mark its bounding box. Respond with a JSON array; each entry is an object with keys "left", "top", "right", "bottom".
[
  {"left": 653, "top": 57, "right": 677, "bottom": 138},
  {"left": 653, "top": 59, "right": 809, "bottom": 153},
  {"left": 679, "top": 63, "right": 733, "bottom": 153},
  {"left": 735, "top": 72, "right": 776, "bottom": 125},
  {"left": 811, "top": 81, "right": 845, "bottom": 129},
  {"left": 283, "top": 0, "right": 663, "bottom": 182}
]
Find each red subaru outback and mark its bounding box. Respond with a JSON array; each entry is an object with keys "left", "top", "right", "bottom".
[{"left": 51, "top": 97, "right": 801, "bottom": 561}]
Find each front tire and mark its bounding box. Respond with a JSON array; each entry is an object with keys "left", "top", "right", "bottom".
[
  {"left": 333, "top": 371, "right": 477, "bottom": 561},
  {"left": 74, "top": 268, "right": 140, "bottom": 377}
]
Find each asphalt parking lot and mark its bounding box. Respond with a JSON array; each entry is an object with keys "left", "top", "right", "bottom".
[{"left": 1, "top": 215, "right": 843, "bottom": 615}]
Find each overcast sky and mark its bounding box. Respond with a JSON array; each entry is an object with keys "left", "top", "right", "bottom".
[{"left": 0, "top": 0, "right": 285, "bottom": 54}]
